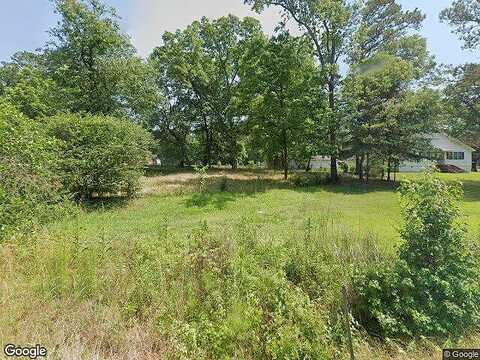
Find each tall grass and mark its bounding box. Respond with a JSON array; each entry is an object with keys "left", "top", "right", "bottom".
[{"left": 2, "top": 171, "right": 479, "bottom": 359}]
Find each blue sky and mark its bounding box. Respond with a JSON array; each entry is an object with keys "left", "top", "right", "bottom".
[{"left": 1, "top": 0, "right": 478, "bottom": 64}]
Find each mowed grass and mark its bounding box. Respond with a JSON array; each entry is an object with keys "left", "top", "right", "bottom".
[{"left": 51, "top": 170, "right": 480, "bottom": 253}]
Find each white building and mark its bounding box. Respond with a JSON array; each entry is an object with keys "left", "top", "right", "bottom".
[
  {"left": 399, "top": 133, "right": 474, "bottom": 173},
  {"left": 309, "top": 155, "right": 333, "bottom": 170}
]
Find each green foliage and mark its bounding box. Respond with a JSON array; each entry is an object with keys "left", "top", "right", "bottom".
[
  {"left": 46, "top": 113, "right": 152, "bottom": 200},
  {"left": 46, "top": 0, "right": 149, "bottom": 117},
  {"left": 3, "top": 67, "right": 67, "bottom": 118},
  {"left": 193, "top": 164, "right": 209, "bottom": 192},
  {"left": 150, "top": 15, "right": 264, "bottom": 168},
  {"left": 354, "top": 172, "right": 480, "bottom": 339},
  {"left": 349, "top": 0, "right": 425, "bottom": 64},
  {"left": 0, "top": 100, "right": 69, "bottom": 240},
  {"left": 343, "top": 53, "right": 439, "bottom": 180},
  {"left": 440, "top": 0, "right": 480, "bottom": 49},
  {"left": 241, "top": 33, "right": 324, "bottom": 180},
  {"left": 444, "top": 63, "right": 480, "bottom": 148},
  {"left": 290, "top": 172, "right": 327, "bottom": 187}
]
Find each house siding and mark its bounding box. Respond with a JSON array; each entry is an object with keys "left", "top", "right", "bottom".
[{"left": 399, "top": 133, "right": 473, "bottom": 173}]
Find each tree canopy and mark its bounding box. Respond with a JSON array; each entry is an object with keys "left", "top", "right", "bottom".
[{"left": 440, "top": 0, "right": 480, "bottom": 49}]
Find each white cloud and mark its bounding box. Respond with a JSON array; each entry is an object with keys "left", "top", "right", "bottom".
[{"left": 127, "top": 0, "right": 292, "bottom": 58}]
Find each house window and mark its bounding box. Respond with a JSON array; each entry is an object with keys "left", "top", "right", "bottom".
[{"left": 446, "top": 151, "right": 465, "bottom": 160}]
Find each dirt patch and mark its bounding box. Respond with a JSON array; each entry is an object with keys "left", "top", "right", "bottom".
[{"left": 141, "top": 169, "right": 285, "bottom": 195}]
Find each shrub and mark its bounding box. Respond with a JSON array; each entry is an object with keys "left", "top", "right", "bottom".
[
  {"left": 193, "top": 164, "right": 209, "bottom": 192},
  {"left": 46, "top": 114, "right": 153, "bottom": 200},
  {"left": 353, "top": 172, "right": 480, "bottom": 339},
  {"left": 291, "top": 171, "right": 326, "bottom": 187},
  {"left": 0, "top": 100, "right": 68, "bottom": 240}
]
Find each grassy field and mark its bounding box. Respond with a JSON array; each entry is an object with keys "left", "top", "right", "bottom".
[
  {"left": 1, "top": 170, "right": 479, "bottom": 359},
  {"left": 55, "top": 170, "right": 480, "bottom": 252}
]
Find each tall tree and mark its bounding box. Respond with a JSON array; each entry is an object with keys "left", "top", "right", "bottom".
[
  {"left": 150, "top": 16, "right": 263, "bottom": 167},
  {"left": 440, "top": 0, "right": 480, "bottom": 50},
  {"left": 46, "top": 0, "right": 137, "bottom": 115},
  {"left": 245, "top": 0, "right": 425, "bottom": 182},
  {"left": 245, "top": 0, "right": 353, "bottom": 182},
  {"left": 241, "top": 33, "right": 323, "bottom": 179},
  {"left": 343, "top": 55, "right": 439, "bottom": 182},
  {"left": 344, "top": 0, "right": 431, "bottom": 179},
  {"left": 444, "top": 63, "right": 480, "bottom": 148}
]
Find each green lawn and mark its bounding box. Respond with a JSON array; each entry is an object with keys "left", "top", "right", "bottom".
[{"left": 52, "top": 171, "right": 480, "bottom": 254}]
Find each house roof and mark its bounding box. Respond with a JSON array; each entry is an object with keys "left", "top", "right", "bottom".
[{"left": 433, "top": 133, "right": 476, "bottom": 152}]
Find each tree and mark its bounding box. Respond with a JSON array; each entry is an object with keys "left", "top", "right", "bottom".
[
  {"left": 343, "top": 52, "right": 438, "bottom": 182},
  {"left": 2, "top": 67, "right": 67, "bottom": 118},
  {"left": 440, "top": 0, "right": 479, "bottom": 153},
  {"left": 150, "top": 16, "right": 264, "bottom": 167},
  {"left": 46, "top": 0, "right": 137, "bottom": 115},
  {"left": 245, "top": 0, "right": 425, "bottom": 182},
  {"left": 440, "top": 0, "right": 480, "bottom": 49},
  {"left": 444, "top": 63, "right": 480, "bottom": 149},
  {"left": 380, "top": 89, "right": 442, "bottom": 180},
  {"left": 245, "top": 0, "right": 355, "bottom": 182},
  {"left": 241, "top": 33, "right": 323, "bottom": 179}
]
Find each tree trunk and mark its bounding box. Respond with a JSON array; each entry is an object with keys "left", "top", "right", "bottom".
[
  {"left": 387, "top": 158, "right": 391, "bottom": 182},
  {"left": 202, "top": 115, "right": 212, "bottom": 166},
  {"left": 358, "top": 154, "right": 365, "bottom": 181},
  {"left": 328, "top": 82, "right": 338, "bottom": 183},
  {"left": 282, "top": 127, "right": 289, "bottom": 180},
  {"left": 366, "top": 153, "right": 370, "bottom": 184},
  {"left": 229, "top": 138, "right": 238, "bottom": 169}
]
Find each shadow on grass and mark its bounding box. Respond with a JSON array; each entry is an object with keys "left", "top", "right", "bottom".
[
  {"left": 186, "top": 192, "right": 240, "bottom": 210},
  {"left": 144, "top": 165, "right": 193, "bottom": 177},
  {"left": 184, "top": 175, "right": 401, "bottom": 209},
  {"left": 311, "top": 178, "right": 400, "bottom": 195},
  {"left": 81, "top": 196, "right": 131, "bottom": 212},
  {"left": 455, "top": 180, "right": 480, "bottom": 203}
]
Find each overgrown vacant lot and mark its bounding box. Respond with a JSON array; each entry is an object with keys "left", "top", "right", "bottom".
[
  {"left": 100, "top": 170, "right": 480, "bottom": 248},
  {"left": 1, "top": 170, "right": 479, "bottom": 359}
]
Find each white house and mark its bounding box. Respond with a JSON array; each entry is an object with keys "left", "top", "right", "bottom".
[
  {"left": 399, "top": 133, "right": 474, "bottom": 173},
  {"left": 310, "top": 155, "right": 333, "bottom": 170}
]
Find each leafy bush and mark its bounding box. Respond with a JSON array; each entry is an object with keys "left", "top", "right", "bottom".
[
  {"left": 193, "top": 164, "right": 209, "bottom": 192},
  {"left": 291, "top": 171, "right": 326, "bottom": 187},
  {"left": 353, "top": 172, "right": 480, "bottom": 339},
  {"left": 0, "top": 100, "right": 68, "bottom": 240},
  {"left": 46, "top": 114, "right": 153, "bottom": 200}
]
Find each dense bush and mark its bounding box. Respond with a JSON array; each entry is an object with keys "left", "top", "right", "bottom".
[
  {"left": 291, "top": 171, "right": 327, "bottom": 187},
  {"left": 0, "top": 100, "right": 68, "bottom": 240},
  {"left": 353, "top": 172, "right": 480, "bottom": 339},
  {"left": 46, "top": 114, "right": 153, "bottom": 200}
]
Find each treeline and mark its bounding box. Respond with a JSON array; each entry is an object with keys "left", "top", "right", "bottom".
[{"left": 0, "top": 0, "right": 478, "bottom": 183}]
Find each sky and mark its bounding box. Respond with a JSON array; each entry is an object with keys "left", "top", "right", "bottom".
[{"left": 0, "top": 0, "right": 478, "bottom": 65}]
